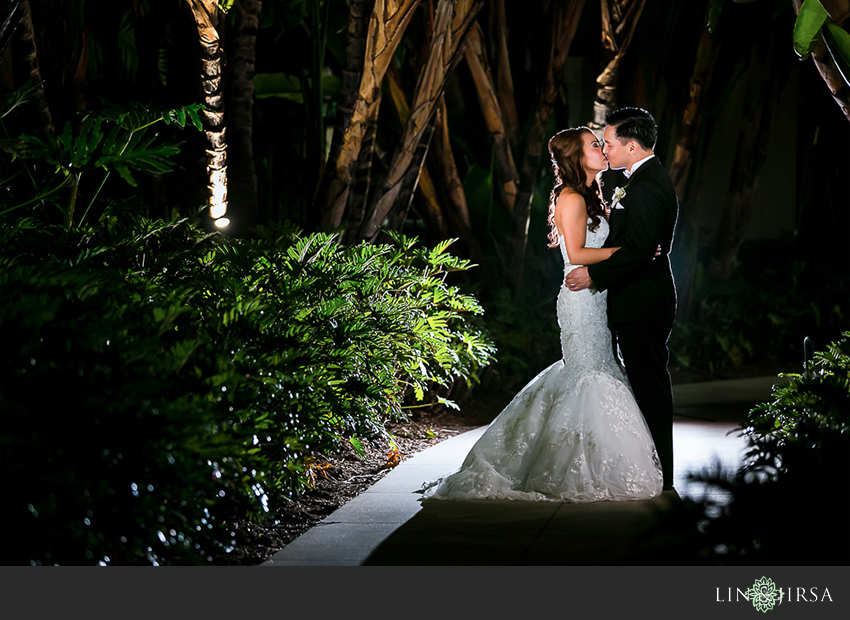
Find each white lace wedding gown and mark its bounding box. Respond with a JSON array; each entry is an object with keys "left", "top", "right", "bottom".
[{"left": 420, "top": 218, "right": 663, "bottom": 501}]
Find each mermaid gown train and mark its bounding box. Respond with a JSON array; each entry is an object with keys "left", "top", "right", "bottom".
[{"left": 420, "top": 218, "right": 663, "bottom": 501}]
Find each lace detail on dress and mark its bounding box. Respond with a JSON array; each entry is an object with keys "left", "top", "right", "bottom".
[
  {"left": 557, "top": 218, "right": 619, "bottom": 377},
  {"left": 420, "top": 217, "right": 662, "bottom": 502}
]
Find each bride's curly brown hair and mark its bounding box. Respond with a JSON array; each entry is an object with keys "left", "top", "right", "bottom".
[{"left": 546, "top": 127, "right": 606, "bottom": 248}]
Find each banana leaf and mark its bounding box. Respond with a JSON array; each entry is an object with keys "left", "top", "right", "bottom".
[
  {"left": 823, "top": 22, "right": 850, "bottom": 86},
  {"left": 792, "top": 0, "right": 830, "bottom": 59}
]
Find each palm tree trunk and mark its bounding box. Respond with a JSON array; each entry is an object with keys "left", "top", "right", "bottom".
[
  {"left": 590, "top": 0, "right": 647, "bottom": 130},
  {"left": 358, "top": 0, "right": 483, "bottom": 243},
  {"left": 504, "top": 0, "right": 586, "bottom": 292},
  {"left": 320, "top": 0, "right": 422, "bottom": 231},
  {"left": 186, "top": 0, "right": 228, "bottom": 226},
  {"left": 226, "top": 0, "right": 261, "bottom": 235}
]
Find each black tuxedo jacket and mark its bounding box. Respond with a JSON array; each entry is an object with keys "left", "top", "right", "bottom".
[{"left": 587, "top": 157, "right": 678, "bottom": 325}]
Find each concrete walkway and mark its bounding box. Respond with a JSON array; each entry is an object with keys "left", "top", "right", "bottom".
[{"left": 262, "top": 376, "right": 785, "bottom": 566}]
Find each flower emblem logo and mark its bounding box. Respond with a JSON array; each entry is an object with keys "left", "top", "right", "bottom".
[{"left": 746, "top": 577, "right": 784, "bottom": 613}]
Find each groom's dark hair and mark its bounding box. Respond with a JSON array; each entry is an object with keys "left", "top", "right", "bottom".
[{"left": 606, "top": 107, "right": 657, "bottom": 151}]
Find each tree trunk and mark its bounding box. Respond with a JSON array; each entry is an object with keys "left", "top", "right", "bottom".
[
  {"left": 792, "top": 0, "right": 850, "bottom": 122},
  {"left": 382, "top": 122, "right": 438, "bottom": 237},
  {"left": 669, "top": 10, "right": 724, "bottom": 319},
  {"left": 504, "top": 0, "right": 586, "bottom": 292},
  {"left": 382, "top": 66, "right": 447, "bottom": 238},
  {"left": 318, "top": 0, "right": 373, "bottom": 234},
  {"left": 431, "top": 96, "right": 471, "bottom": 230},
  {"left": 590, "top": 0, "right": 647, "bottom": 130},
  {"left": 489, "top": 0, "right": 519, "bottom": 154},
  {"left": 186, "top": 0, "right": 228, "bottom": 227},
  {"left": 430, "top": 97, "right": 492, "bottom": 283},
  {"left": 668, "top": 28, "right": 723, "bottom": 197},
  {"left": 342, "top": 91, "right": 383, "bottom": 245},
  {"left": 464, "top": 20, "right": 518, "bottom": 212},
  {"left": 341, "top": 89, "right": 382, "bottom": 245},
  {"left": 226, "top": 0, "right": 261, "bottom": 235},
  {"left": 410, "top": 144, "right": 449, "bottom": 240},
  {"left": 358, "top": 0, "right": 483, "bottom": 243},
  {"left": 14, "top": 0, "right": 54, "bottom": 140},
  {"left": 709, "top": 15, "right": 789, "bottom": 281},
  {"left": 0, "top": 0, "right": 24, "bottom": 58},
  {"left": 319, "top": 0, "right": 422, "bottom": 231}
]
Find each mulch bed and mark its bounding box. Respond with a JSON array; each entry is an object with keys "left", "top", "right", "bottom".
[{"left": 206, "top": 405, "right": 482, "bottom": 566}]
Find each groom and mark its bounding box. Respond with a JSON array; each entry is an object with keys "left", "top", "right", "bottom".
[{"left": 565, "top": 107, "right": 679, "bottom": 491}]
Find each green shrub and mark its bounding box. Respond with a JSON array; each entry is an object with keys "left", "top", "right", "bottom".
[
  {"left": 686, "top": 331, "right": 850, "bottom": 564},
  {"left": 0, "top": 215, "right": 495, "bottom": 565}
]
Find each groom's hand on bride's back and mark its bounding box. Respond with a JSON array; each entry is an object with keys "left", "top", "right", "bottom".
[{"left": 565, "top": 267, "right": 592, "bottom": 291}]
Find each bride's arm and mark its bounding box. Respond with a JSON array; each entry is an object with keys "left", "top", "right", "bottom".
[{"left": 555, "top": 192, "right": 619, "bottom": 266}]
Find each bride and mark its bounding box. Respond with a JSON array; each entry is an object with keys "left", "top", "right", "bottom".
[{"left": 420, "top": 127, "right": 663, "bottom": 502}]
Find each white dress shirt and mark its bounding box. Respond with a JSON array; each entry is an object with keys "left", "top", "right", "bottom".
[{"left": 623, "top": 154, "right": 655, "bottom": 178}]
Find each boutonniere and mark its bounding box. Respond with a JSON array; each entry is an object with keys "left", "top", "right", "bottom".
[{"left": 610, "top": 184, "right": 629, "bottom": 211}]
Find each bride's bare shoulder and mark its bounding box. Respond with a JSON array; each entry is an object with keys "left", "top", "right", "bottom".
[
  {"left": 555, "top": 188, "right": 587, "bottom": 212},
  {"left": 554, "top": 189, "right": 588, "bottom": 221}
]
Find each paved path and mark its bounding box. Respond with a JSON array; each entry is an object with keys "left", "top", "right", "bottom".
[{"left": 262, "top": 376, "right": 784, "bottom": 566}]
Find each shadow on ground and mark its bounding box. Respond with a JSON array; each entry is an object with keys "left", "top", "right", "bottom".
[{"left": 362, "top": 491, "right": 709, "bottom": 565}]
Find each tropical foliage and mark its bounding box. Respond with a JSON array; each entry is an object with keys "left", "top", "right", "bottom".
[
  {"left": 1, "top": 98, "right": 204, "bottom": 227},
  {"left": 683, "top": 331, "right": 850, "bottom": 564},
  {"left": 0, "top": 85, "right": 494, "bottom": 564},
  {"left": 0, "top": 207, "right": 494, "bottom": 565}
]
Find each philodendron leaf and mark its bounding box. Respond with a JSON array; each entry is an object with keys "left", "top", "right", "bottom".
[
  {"left": 165, "top": 104, "right": 205, "bottom": 131},
  {"left": 437, "top": 395, "right": 460, "bottom": 411},
  {"left": 793, "top": 0, "right": 830, "bottom": 60},
  {"left": 96, "top": 102, "right": 205, "bottom": 133}
]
